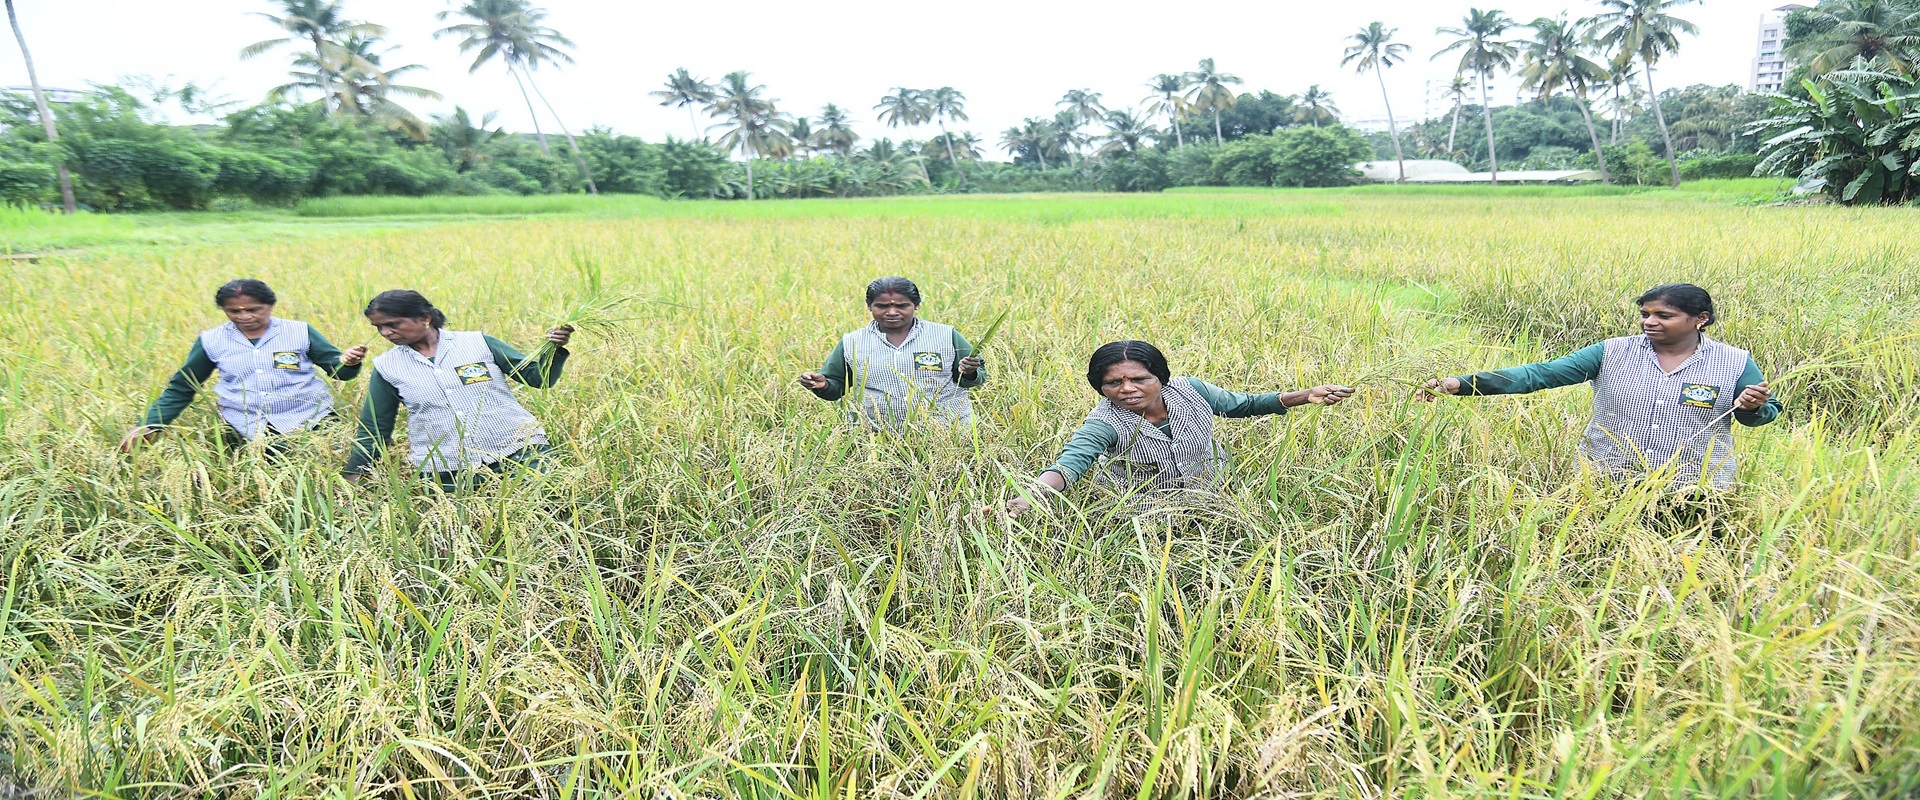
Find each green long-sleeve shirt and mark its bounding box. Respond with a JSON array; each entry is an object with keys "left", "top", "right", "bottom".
[
  {"left": 1043, "top": 377, "right": 1289, "bottom": 484},
  {"left": 344, "top": 336, "right": 566, "bottom": 475},
  {"left": 1454, "top": 342, "right": 1783, "bottom": 426},
  {"left": 140, "top": 324, "right": 362, "bottom": 427},
  {"left": 806, "top": 329, "right": 987, "bottom": 401}
]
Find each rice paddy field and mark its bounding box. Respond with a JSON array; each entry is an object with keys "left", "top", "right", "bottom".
[{"left": 2, "top": 187, "right": 1917, "bottom": 798}]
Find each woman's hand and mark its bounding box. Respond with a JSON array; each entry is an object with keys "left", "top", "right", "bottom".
[
  {"left": 980, "top": 472, "right": 1066, "bottom": 519},
  {"left": 1416, "top": 377, "right": 1462, "bottom": 402},
  {"left": 118, "top": 425, "right": 162, "bottom": 452},
  {"left": 797, "top": 372, "right": 829, "bottom": 390},
  {"left": 959, "top": 355, "right": 983, "bottom": 379},
  {"left": 340, "top": 344, "right": 370, "bottom": 367},
  {"left": 1734, "top": 381, "right": 1772, "bottom": 412},
  {"left": 546, "top": 325, "right": 575, "bottom": 347},
  {"left": 343, "top": 471, "right": 367, "bottom": 487},
  {"left": 1306, "top": 385, "right": 1354, "bottom": 405}
]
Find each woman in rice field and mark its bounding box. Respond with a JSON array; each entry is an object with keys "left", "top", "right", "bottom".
[
  {"left": 342, "top": 290, "right": 573, "bottom": 491},
  {"left": 1416, "top": 283, "right": 1781, "bottom": 489},
  {"left": 998, "top": 339, "right": 1354, "bottom": 517},
  {"left": 120, "top": 279, "right": 366, "bottom": 453},
  {"left": 797, "top": 276, "right": 986, "bottom": 430}
]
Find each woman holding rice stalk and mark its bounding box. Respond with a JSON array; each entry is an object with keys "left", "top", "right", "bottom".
[
  {"left": 121, "top": 279, "right": 366, "bottom": 454},
  {"left": 1417, "top": 283, "right": 1782, "bottom": 489},
  {"left": 996, "top": 340, "right": 1354, "bottom": 517},
  {"left": 343, "top": 290, "right": 573, "bottom": 491},
  {"left": 797, "top": 276, "right": 988, "bottom": 431}
]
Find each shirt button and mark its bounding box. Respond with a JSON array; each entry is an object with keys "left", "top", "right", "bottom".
[
  {"left": 1650, "top": 424, "right": 1660, "bottom": 429},
  {"left": 255, "top": 369, "right": 263, "bottom": 374}
]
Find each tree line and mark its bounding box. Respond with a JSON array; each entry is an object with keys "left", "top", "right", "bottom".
[{"left": 4, "top": 0, "right": 1916, "bottom": 209}]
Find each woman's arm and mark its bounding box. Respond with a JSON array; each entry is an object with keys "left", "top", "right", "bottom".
[
  {"left": 952, "top": 329, "right": 986, "bottom": 388},
  {"left": 1003, "top": 420, "right": 1119, "bottom": 517},
  {"left": 307, "top": 325, "right": 366, "bottom": 381},
  {"left": 486, "top": 333, "right": 570, "bottom": 388},
  {"left": 1733, "top": 357, "right": 1782, "bottom": 427},
  {"left": 342, "top": 369, "right": 401, "bottom": 478},
  {"left": 1185, "top": 377, "right": 1353, "bottom": 415},
  {"left": 798, "top": 341, "right": 851, "bottom": 400},
  {"left": 1425, "top": 343, "right": 1606, "bottom": 398},
  {"left": 122, "top": 340, "right": 217, "bottom": 451},
  {"left": 139, "top": 340, "right": 217, "bottom": 428}
]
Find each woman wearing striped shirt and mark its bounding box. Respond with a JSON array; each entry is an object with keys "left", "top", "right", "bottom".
[
  {"left": 1000, "top": 340, "right": 1353, "bottom": 517},
  {"left": 343, "top": 290, "right": 573, "bottom": 491},
  {"left": 1418, "top": 283, "right": 1781, "bottom": 488},
  {"left": 797, "top": 276, "right": 986, "bottom": 431},
  {"left": 121, "top": 279, "right": 366, "bottom": 453}
]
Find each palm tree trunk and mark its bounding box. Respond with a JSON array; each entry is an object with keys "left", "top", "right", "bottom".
[
  {"left": 1479, "top": 72, "right": 1499, "bottom": 185},
  {"left": 743, "top": 139, "right": 754, "bottom": 200},
  {"left": 1214, "top": 109, "right": 1223, "bottom": 144},
  {"left": 522, "top": 71, "right": 598, "bottom": 194},
  {"left": 687, "top": 105, "right": 701, "bottom": 141},
  {"left": 1644, "top": 63, "right": 1680, "bottom": 188},
  {"left": 1373, "top": 67, "right": 1405, "bottom": 183},
  {"left": 1170, "top": 107, "right": 1184, "bottom": 148},
  {"left": 1576, "top": 92, "right": 1610, "bottom": 184},
  {"left": 6, "top": 0, "right": 74, "bottom": 213},
  {"left": 938, "top": 119, "right": 962, "bottom": 184},
  {"left": 1447, "top": 101, "right": 1461, "bottom": 155},
  {"left": 506, "top": 66, "right": 552, "bottom": 157}
]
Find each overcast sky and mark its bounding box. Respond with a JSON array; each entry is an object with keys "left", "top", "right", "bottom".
[{"left": 6, "top": 0, "right": 1784, "bottom": 151}]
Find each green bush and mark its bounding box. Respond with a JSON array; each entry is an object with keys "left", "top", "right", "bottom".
[
  {"left": 1678, "top": 152, "right": 1761, "bottom": 181},
  {"left": 0, "top": 158, "right": 54, "bottom": 207}
]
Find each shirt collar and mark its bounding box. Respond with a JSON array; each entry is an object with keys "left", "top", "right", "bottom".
[
  {"left": 1634, "top": 332, "right": 1717, "bottom": 374},
  {"left": 224, "top": 317, "right": 278, "bottom": 343}
]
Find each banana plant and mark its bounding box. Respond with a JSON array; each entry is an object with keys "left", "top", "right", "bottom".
[{"left": 1752, "top": 67, "right": 1920, "bottom": 204}]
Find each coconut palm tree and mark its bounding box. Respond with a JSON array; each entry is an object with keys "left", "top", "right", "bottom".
[
  {"left": 240, "top": 0, "right": 385, "bottom": 116},
  {"left": 433, "top": 107, "right": 503, "bottom": 172},
  {"left": 788, "top": 116, "right": 815, "bottom": 159},
  {"left": 1051, "top": 109, "right": 1090, "bottom": 165},
  {"left": 1184, "top": 58, "right": 1243, "bottom": 144},
  {"left": 709, "top": 70, "right": 793, "bottom": 198},
  {"left": 436, "top": 0, "right": 596, "bottom": 193},
  {"left": 1590, "top": 0, "right": 1699, "bottom": 188},
  {"left": 5, "top": 0, "right": 74, "bottom": 212},
  {"left": 873, "top": 88, "right": 930, "bottom": 131},
  {"left": 925, "top": 87, "right": 969, "bottom": 175},
  {"left": 1436, "top": 8, "right": 1521, "bottom": 184},
  {"left": 1000, "top": 118, "right": 1055, "bottom": 169},
  {"left": 1142, "top": 73, "right": 1189, "bottom": 148},
  {"left": 1441, "top": 75, "right": 1470, "bottom": 154},
  {"left": 651, "top": 68, "right": 715, "bottom": 140},
  {"left": 813, "top": 103, "right": 859, "bottom": 157},
  {"left": 1293, "top": 85, "right": 1340, "bottom": 127},
  {"left": 1342, "top": 22, "right": 1410, "bottom": 182},
  {"left": 1097, "top": 109, "right": 1157, "bottom": 156},
  {"left": 1058, "top": 89, "right": 1106, "bottom": 128},
  {"left": 1784, "top": 0, "right": 1920, "bottom": 77},
  {"left": 273, "top": 34, "right": 441, "bottom": 139},
  {"left": 1520, "top": 15, "right": 1613, "bottom": 182}
]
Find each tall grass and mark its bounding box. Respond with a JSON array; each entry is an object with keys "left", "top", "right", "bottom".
[{"left": 1, "top": 193, "right": 1916, "bottom": 797}]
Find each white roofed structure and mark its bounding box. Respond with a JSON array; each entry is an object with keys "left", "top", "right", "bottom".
[{"left": 1356, "top": 160, "right": 1602, "bottom": 183}]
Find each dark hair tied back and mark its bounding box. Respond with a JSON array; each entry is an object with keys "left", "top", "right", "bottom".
[
  {"left": 364, "top": 289, "right": 447, "bottom": 329},
  {"left": 1635, "top": 283, "right": 1715, "bottom": 328},
  {"left": 1086, "top": 340, "right": 1173, "bottom": 390},
  {"left": 214, "top": 278, "right": 276, "bottom": 307},
  {"left": 865, "top": 276, "right": 922, "bottom": 306}
]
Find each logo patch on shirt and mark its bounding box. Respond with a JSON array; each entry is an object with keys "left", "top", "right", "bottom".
[
  {"left": 912, "top": 352, "right": 944, "bottom": 372},
  {"left": 272, "top": 351, "right": 301, "bottom": 370},
  {"left": 1680, "top": 383, "right": 1720, "bottom": 409},
  {"left": 454, "top": 362, "right": 493, "bottom": 385}
]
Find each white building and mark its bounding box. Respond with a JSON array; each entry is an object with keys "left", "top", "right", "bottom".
[
  {"left": 2, "top": 85, "right": 87, "bottom": 104},
  {"left": 1751, "top": 5, "right": 1805, "bottom": 93}
]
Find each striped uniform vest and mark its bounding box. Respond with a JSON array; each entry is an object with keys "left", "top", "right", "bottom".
[
  {"left": 372, "top": 330, "right": 547, "bottom": 472},
  {"left": 198, "top": 318, "right": 335, "bottom": 440},
  {"left": 1086, "top": 377, "right": 1229, "bottom": 491},
  {"left": 839, "top": 319, "right": 973, "bottom": 430},
  {"left": 1584, "top": 334, "right": 1751, "bottom": 488}
]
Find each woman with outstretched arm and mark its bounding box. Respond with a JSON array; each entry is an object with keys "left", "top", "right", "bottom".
[{"left": 1417, "top": 283, "right": 1781, "bottom": 488}]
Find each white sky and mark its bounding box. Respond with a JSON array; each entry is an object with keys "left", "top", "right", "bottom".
[{"left": 8, "top": 0, "right": 1780, "bottom": 151}]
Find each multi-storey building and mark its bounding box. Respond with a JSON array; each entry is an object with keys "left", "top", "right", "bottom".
[{"left": 1751, "top": 5, "right": 1806, "bottom": 93}]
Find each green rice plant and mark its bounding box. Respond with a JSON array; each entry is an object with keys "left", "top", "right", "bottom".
[{"left": 0, "top": 190, "right": 1915, "bottom": 799}]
